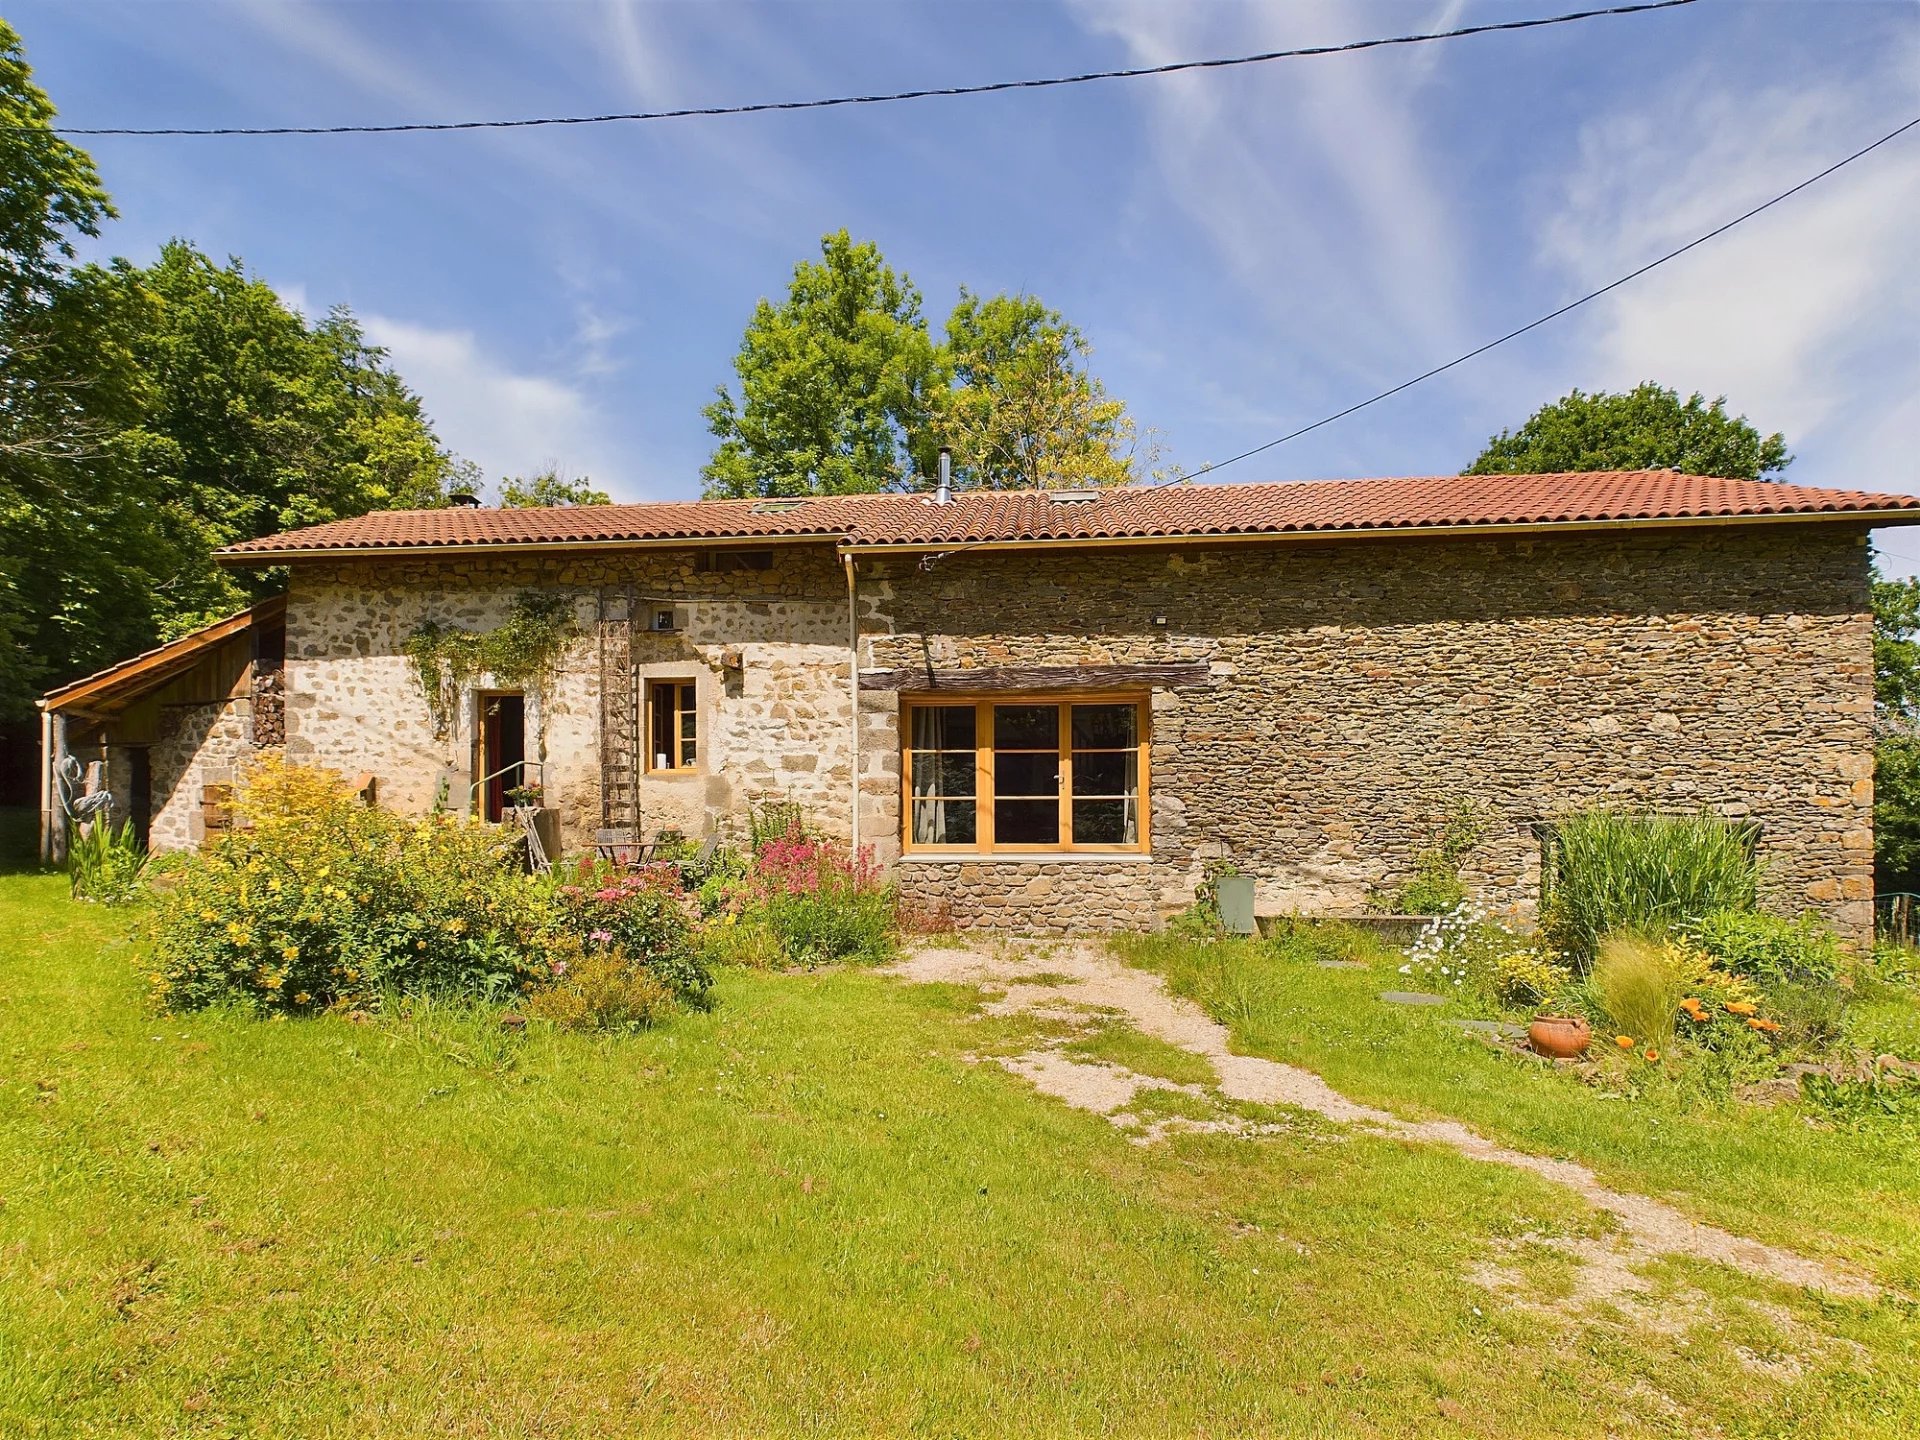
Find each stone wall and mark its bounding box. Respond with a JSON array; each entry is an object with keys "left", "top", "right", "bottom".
[
  {"left": 273, "top": 521, "right": 1875, "bottom": 943},
  {"left": 282, "top": 545, "right": 854, "bottom": 853},
  {"left": 859, "top": 525, "right": 1876, "bottom": 943},
  {"left": 148, "top": 699, "right": 255, "bottom": 850}
]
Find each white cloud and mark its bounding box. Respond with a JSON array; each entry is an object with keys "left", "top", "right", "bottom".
[
  {"left": 1068, "top": 0, "right": 1468, "bottom": 378},
  {"left": 359, "top": 312, "right": 635, "bottom": 497},
  {"left": 1537, "top": 50, "right": 1920, "bottom": 492}
]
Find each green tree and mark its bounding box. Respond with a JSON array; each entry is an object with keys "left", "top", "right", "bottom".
[
  {"left": 0, "top": 20, "right": 111, "bottom": 317},
  {"left": 702, "top": 231, "right": 944, "bottom": 498},
  {"left": 939, "top": 290, "right": 1157, "bottom": 490},
  {"left": 1873, "top": 569, "right": 1920, "bottom": 890},
  {"left": 499, "top": 469, "right": 611, "bottom": 507},
  {"left": 1465, "top": 383, "right": 1791, "bottom": 480}
]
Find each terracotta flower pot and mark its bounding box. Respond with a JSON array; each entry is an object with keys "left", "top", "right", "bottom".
[{"left": 1527, "top": 1014, "right": 1592, "bottom": 1059}]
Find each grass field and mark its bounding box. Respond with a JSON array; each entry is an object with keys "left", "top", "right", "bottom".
[{"left": 4, "top": 812, "right": 1918, "bottom": 1437}]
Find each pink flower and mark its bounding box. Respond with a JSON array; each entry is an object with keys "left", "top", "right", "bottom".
[
  {"left": 550, "top": 959, "right": 569, "bottom": 976},
  {"left": 589, "top": 929, "right": 613, "bottom": 945}
]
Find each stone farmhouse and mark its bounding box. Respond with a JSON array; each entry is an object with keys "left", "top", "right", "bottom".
[{"left": 37, "top": 471, "right": 1920, "bottom": 940}]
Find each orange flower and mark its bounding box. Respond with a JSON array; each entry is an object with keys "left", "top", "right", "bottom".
[
  {"left": 1687, "top": 1010, "right": 1709, "bottom": 1023},
  {"left": 1644, "top": 1048, "right": 1660, "bottom": 1062},
  {"left": 1615, "top": 1035, "right": 1636, "bottom": 1050},
  {"left": 1725, "top": 1001, "right": 1758, "bottom": 1016},
  {"left": 1746, "top": 1017, "right": 1782, "bottom": 1033},
  {"left": 1680, "top": 997, "right": 1704, "bottom": 1011}
]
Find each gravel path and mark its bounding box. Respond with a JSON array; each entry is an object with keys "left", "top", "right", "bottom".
[{"left": 889, "top": 938, "right": 1877, "bottom": 1301}]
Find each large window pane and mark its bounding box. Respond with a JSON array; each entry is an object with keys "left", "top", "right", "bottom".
[
  {"left": 1072, "top": 704, "right": 1137, "bottom": 749},
  {"left": 995, "top": 751, "right": 1060, "bottom": 797},
  {"left": 911, "top": 752, "right": 976, "bottom": 798},
  {"left": 1072, "top": 799, "right": 1137, "bottom": 846},
  {"left": 912, "top": 705, "right": 975, "bottom": 751},
  {"left": 1073, "top": 750, "right": 1136, "bottom": 797},
  {"left": 995, "top": 798, "right": 1060, "bottom": 846},
  {"left": 994, "top": 705, "right": 1058, "bottom": 749},
  {"left": 912, "top": 799, "right": 976, "bottom": 845}
]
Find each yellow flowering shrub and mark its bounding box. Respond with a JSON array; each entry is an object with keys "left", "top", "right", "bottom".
[{"left": 150, "top": 758, "right": 557, "bottom": 1014}]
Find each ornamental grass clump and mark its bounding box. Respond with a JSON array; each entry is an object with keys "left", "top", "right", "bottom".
[
  {"left": 1591, "top": 931, "right": 1688, "bottom": 1055},
  {"left": 1544, "top": 809, "right": 1758, "bottom": 969}
]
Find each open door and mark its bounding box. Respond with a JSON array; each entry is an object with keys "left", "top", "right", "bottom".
[{"left": 478, "top": 692, "right": 525, "bottom": 822}]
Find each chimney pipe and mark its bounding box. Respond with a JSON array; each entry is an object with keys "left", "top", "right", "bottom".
[{"left": 935, "top": 446, "right": 953, "bottom": 505}]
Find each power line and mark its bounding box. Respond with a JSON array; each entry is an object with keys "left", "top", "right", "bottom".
[
  {"left": 32, "top": 0, "right": 1700, "bottom": 138},
  {"left": 1177, "top": 112, "right": 1920, "bottom": 485}
]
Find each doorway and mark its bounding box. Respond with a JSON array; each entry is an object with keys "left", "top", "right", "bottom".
[
  {"left": 477, "top": 692, "right": 525, "bottom": 822},
  {"left": 127, "top": 747, "right": 152, "bottom": 849}
]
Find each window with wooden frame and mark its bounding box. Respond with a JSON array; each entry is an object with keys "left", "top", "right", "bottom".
[
  {"left": 646, "top": 679, "right": 699, "bottom": 772},
  {"left": 903, "top": 695, "right": 1149, "bottom": 854}
]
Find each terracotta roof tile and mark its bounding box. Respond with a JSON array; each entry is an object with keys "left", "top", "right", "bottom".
[{"left": 215, "top": 472, "right": 1920, "bottom": 560}]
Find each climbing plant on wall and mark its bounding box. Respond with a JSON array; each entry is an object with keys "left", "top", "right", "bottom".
[{"left": 404, "top": 590, "right": 579, "bottom": 738}]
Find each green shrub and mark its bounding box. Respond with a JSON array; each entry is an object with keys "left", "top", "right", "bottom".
[
  {"left": 1544, "top": 810, "right": 1758, "bottom": 967},
  {"left": 67, "top": 819, "right": 146, "bottom": 905},
  {"left": 1592, "top": 931, "right": 1687, "bottom": 1051},
  {"left": 1400, "top": 903, "right": 1570, "bottom": 1011},
  {"left": 738, "top": 824, "right": 894, "bottom": 966},
  {"left": 1760, "top": 980, "right": 1846, "bottom": 1052},
  {"left": 1380, "top": 801, "right": 1488, "bottom": 915},
  {"left": 151, "top": 761, "right": 553, "bottom": 1014},
  {"left": 701, "top": 917, "right": 786, "bottom": 970},
  {"left": 1687, "top": 908, "right": 1843, "bottom": 986},
  {"left": 526, "top": 947, "right": 671, "bottom": 1032},
  {"left": 550, "top": 860, "right": 709, "bottom": 1005}
]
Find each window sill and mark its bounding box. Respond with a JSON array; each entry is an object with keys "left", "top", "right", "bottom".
[{"left": 897, "top": 851, "right": 1154, "bottom": 864}]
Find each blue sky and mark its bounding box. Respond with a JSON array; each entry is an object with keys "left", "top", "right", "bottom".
[{"left": 15, "top": 1, "right": 1920, "bottom": 558}]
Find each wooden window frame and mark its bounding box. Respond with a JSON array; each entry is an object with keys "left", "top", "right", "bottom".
[
  {"left": 901, "top": 691, "right": 1151, "bottom": 856},
  {"left": 645, "top": 678, "right": 700, "bottom": 774}
]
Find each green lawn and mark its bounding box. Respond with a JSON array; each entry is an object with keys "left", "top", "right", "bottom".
[
  {"left": 1118, "top": 931, "right": 1920, "bottom": 1294},
  {"left": 3, "top": 816, "right": 1917, "bottom": 1437}
]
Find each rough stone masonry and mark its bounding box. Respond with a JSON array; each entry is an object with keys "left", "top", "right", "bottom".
[{"left": 276, "top": 522, "right": 1875, "bottom": 944}]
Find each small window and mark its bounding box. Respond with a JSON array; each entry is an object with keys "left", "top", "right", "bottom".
[
  {"left": 647, "top": 680, "right": 698, "bottom": 772},
  {"left": 696, "top": 548, "right": 774, "bottom": 573}
]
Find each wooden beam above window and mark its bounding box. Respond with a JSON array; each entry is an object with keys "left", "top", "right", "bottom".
[{"left": 859, "top": 661, "right": 1211, "bottom": 694}]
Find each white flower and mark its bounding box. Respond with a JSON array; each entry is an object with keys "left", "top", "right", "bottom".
[{"left": 1398, "top": 963, "right": 1411, "bottom": 974}]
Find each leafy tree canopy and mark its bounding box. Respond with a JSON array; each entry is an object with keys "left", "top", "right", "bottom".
[
  {"left": 0, "top": 21, "right": 465, "bottom": 718},
  {"left": 702, "top": 231, "right": 943, "bottom": 499},
  {"left": 940, "top": 290, "right": 1161, "bottom": 490},
  {"left": 1868, "top": 567, "right": 1920, "bottom": 889},
  {"left": 498, "top": 469, "right": 611, "bottom": 507},
  {"left": 0, "top": 20, "right": 111, "bottom": 314},
  {"left": 702, "top": 231, "right": 1158, "bottom": 497},
  {"left": 1464, "top": 383, "right": 1791, "bottom": 480}
]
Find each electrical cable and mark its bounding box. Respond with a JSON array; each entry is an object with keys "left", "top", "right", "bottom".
[
  {"left": 1169, "top": 112, "right": 1920, "bottom": 486},
  {"left": 28, "top": 0, "right": 1700, "bottom": 138}
]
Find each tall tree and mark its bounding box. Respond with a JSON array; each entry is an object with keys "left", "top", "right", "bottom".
[
  {"left": 1873, "top": 569, "right": 1920, "bottom": 891},
  {"left": 498, "top": 468, "right": 611, "bottom": 507},
  {"left": 702, "top": 231, "right": 944, "bottom": 498},
  {"left": 1464, "top": 383, "right": 1791, "bottom": 480},
  {"left": 939, "top": 290, "right": 1155, "bottom": 490},
  {"left": 0, "top": 18, "right": 145, "bottom": 715}
]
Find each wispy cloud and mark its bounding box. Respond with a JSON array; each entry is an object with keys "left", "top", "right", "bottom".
[
  {"left": 1535, "top": 40, "right": 1920, "bottom": 490},
  {"left": 1068, "top": 0, "right": 1469, "bottom": 379},
  {"left": 359, "top": 311, "right": 636, "bottom": 498}
]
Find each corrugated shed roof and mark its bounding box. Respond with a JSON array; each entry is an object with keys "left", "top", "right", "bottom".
[{"left": 214, "top": 472, "right": 1920, "bottom": 560}]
